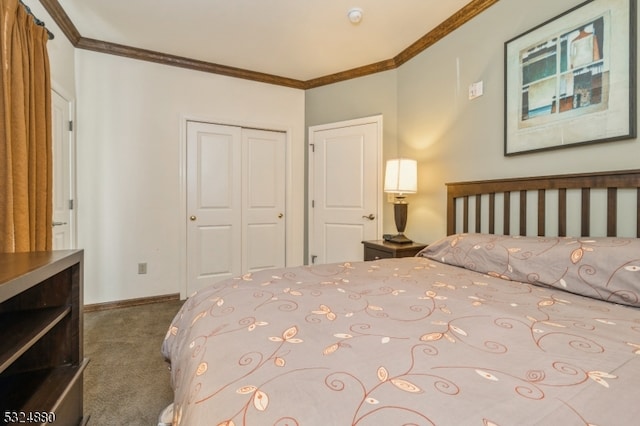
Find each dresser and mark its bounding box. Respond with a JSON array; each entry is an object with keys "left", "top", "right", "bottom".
[{"left": 0, "top": 250, "right": 88, "bottom": 425}]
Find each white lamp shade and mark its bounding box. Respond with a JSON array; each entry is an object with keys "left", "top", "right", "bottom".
[{"left": 384, "top": 158, "right": 417, "bottom": 194}]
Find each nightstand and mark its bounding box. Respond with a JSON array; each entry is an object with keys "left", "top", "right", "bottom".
[{"left": 362, "top": 240, "right": 427, "bottom": 261}]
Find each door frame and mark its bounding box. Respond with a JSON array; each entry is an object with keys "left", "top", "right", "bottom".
[
  {"left": 307, "top": 115, "right": 383, "bottom": 264},
  {"left": 178, "top": 115, "right": 295, "bottom": 299},
  {"left": 51, "top": 84, "right": 77, "bottom": 249}
]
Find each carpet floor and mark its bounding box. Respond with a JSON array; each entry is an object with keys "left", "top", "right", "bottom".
[{"left": 83, "top": 299, "right": 184, "bottom": 425}]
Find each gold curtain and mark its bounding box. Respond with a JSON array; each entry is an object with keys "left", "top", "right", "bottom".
[{"left": 0, "top": 0, "right": 52, "bottom": 252}]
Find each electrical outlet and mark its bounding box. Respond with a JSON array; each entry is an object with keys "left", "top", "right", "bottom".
[{"left": 138, "top": 262, "right": 147, "bottom": 274}]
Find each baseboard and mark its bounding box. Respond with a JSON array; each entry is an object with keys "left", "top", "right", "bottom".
[{"left": 83, "top": 293, "right": 181, "bottom": 313}]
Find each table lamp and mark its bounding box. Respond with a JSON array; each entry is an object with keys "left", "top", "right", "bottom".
[{"left": 383, "top": 158, "right": 417, "bottom": 244}]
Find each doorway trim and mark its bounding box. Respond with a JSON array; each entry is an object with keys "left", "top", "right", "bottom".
[{"left": 51, "top": 83, "right": 77, "bottom": 249}]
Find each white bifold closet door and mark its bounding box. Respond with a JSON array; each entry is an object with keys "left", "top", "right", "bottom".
[{"left": 186, "top": 121, "right": 286, "bottom": 296}]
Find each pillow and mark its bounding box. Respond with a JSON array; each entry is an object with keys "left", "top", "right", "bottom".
[{"left": 418, "top": 233, "right": 640, "bottom": 308}]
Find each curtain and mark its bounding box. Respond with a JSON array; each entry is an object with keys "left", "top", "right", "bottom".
[{"left": 0, "top": 0, "right": 52, "bottom": 252}]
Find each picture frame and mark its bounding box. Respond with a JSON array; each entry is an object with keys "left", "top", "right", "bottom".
[{"left": 504, "top": 0, "right": 637, "bottom": 156}]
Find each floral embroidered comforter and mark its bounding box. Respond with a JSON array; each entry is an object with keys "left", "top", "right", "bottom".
[{"left": 162, "top": 234, "right": 640, "bottom": 425}]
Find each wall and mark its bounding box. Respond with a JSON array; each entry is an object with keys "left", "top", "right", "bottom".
[
  {"left": 398, "top": 0, "right": 640, "bottom": 244},
  {"left": 76, "top": 51, "right": 305, "bottom": 304},
  {"left": 307, "top": 0, "right": 640, "bottom": 246}
]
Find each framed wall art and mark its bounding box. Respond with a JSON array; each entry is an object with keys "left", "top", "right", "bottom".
[{"left": 504, "top": 0, "right": 637, "bottom": 155}]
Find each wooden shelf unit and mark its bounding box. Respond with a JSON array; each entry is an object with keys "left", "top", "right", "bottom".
[{"left": 0, "top": 250, "right": 87, "bottom": 425}]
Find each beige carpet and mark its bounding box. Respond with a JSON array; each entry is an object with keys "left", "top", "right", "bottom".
[{"left": 83, "top": 299, "right": 184, "bottom": 425}]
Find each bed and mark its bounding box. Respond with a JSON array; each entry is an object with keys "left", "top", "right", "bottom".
[{"left": 161, "top": 169, "right": 640, "bottom": 425}]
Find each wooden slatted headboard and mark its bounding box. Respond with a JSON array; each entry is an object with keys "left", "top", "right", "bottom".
[{"left": 446, "top": 169, "right": 640, "bottom": 238}]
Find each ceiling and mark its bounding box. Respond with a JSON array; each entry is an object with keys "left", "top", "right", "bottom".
[{"left": 45, "top": 0, "right": 496, "bottom": 88}]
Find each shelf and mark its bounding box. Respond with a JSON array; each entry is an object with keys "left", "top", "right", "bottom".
[
  {"left": 0, "top": 359, "right": 88, "bottom": 421},
  {"left": 0, "top": 307, "right": 71, "bottom": 374}
]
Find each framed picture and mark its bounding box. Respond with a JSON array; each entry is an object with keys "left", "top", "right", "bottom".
[{"left": 504, "top": 0, "right": 636, "bottom": 155}]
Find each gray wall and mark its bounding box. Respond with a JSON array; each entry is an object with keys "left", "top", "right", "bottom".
[{"left": 306, "top": 0, "right": 640, "bottom": 246}]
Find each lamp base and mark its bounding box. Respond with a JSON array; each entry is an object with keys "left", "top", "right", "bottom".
[
  {"left": 385, "top": 233, "right": 413, "bottom": 244},
  {"left": 389, "top": 202, "right": 412, "bottom": 244}
]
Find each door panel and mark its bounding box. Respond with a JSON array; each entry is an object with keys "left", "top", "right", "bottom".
[
  {"left": 246, "top": 224, "right": 280, "bottom": 270},
  {"left": 199, "top": 137, "right": 232, "bottom": 207},
  {"left": 310, "top": 117, "right": 381, "bottom": 264},
  {"left": 187, "top": 122, "right": 242, "bottom": 295},
  {"left": 325, "top": 136, "right": 365, "bottom": 207},
  {"left": 324, "top": 223, "right": 365, "bottom": 263},
  {"left": 198, "top": 225, "right": 234, "bottom": 277},
  {"left": 243, "top": 129, "right": 286, "bottom": 273}
]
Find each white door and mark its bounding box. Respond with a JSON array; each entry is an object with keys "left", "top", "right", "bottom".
[
  {"left": 243, "top": 128, "right": 286, "bottom": 273},
  {"left": 309, "top": 116, "right": 382, "bottom": 264},
  {"left": 187, "top": 122, "right": 242, "bottom": 294},
  {"left": 52, "top": 90, "right": 74, "bottom": 249},
  {"left": 186, "top": 121, "right": 286, "bottom": 295}
]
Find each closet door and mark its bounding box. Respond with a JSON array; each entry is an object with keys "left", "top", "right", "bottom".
[
  {"left": 243, "top": 129, "right": 286, "bottom": 273},
  {"left": 187, "top": 121, "right": 242, "bottom": 295},
  {"left": 186, "top": 121, "right": 286, "bottom": 296}
]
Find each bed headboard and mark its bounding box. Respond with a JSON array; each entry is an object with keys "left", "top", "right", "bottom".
[{"left": 446, "top": 169, "right": 640, "bottom": 238}]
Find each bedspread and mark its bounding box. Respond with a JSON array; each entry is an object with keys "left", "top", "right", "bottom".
[{"left": 162, "top": 254, "right": 640, "bottom": 425}]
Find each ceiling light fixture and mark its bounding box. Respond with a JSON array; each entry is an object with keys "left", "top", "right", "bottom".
[{"left": 347, "top": 7, "right": 363, "bottom": 24}]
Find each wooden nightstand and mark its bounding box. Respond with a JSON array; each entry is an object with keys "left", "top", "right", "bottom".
[{"left": 362, "top": 240, "right": 427, "bottom": 261}]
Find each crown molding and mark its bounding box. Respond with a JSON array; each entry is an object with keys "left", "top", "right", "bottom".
[
  {"left": 394, "top": 0, "right": 498, "bottom": 67},
  {"left": 304, "top": 58, "right": 398, "bottom": 89},
  {"left": 39, "top": 0, "right": 498, "bottom": 89},
  {"left": 75, "top": 37, "right": 307, "bottom": 89},
  {"left": 39, "top": 0, "right": 80, "bottom": 45}
]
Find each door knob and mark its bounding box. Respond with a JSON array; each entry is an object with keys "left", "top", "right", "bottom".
[
  {"left": 190, "top": 215, "right": 197, "bottom": 221},
  {"left": 278, "top": 213, "right": 284, "bottom": 218},
  {"left": 52, "top": 221, "right": 68, "bottom": 226},
  {"left": 362, "top": 214, "right": 375, "bottom": 220}
]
